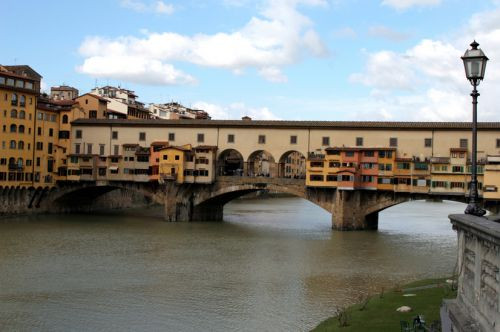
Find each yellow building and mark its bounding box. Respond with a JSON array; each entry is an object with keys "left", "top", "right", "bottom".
[
  {"left": 158, "top": 145, "right": 191, "bottom": 184},
  {"left": 35, "top": 97, "right": 63, "bottom": 187},
  {"left": 0, "top": 65, "right": 41, "bottom": 187},
  {"left": 55, "top": 100, "right": 86, "bottom": 181},
  {"left": 306, "top": 152, "right": 327, "bottom": 186},
  {"left": 377, "top": 149, "right": 396, "bottom": 191},
  {"left": 75, "top": 93, "right": 109, "bottom": 119},
  {"left": 484, "top": 155, "right": 500, "bottom": 200}
]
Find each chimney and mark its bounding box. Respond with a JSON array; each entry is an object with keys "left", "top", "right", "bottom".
[{"left": 242, "top": 116, "right": 252, "bottom": 121}]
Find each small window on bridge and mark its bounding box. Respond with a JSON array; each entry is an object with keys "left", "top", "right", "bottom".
[
  {"left": 139, "top": 132, "right": 146, "bottom": 141},
  {"left": 309, "top": 174, "right": 323, "bottom": 181},
  {"left": 112, "top": 131, "right": 118, "bottom": 140},
  {"left": 258, "top": 135, "right": 266, "bottom": 144},
  {"left": 425, "top": 138, "right": 432, "bottom": 147},
  {"left": 356, "top": 137, "right": 363, "bottom": 146},
  {"left": 389, "top": 137, "right": 398, "bottom": 147},
  {"left": 168, "top": 133, "right": 175, "bottom": 141},
  {"left": 75, "top": 130, "right": 82, "bottom": 139},
  {"left": 496, "top": 138, "right": 500, "bottom": 148},
  {"left": 460, "top": 138, "right": 468, "bottom": 149},
  {"left": 197, "top": 133, "right": 204, "bottom": 143},
  {"left": 228, "top": 134, "right": 234, "bottom": 143},
  {"left": 322, "top": 137, "right": 329, "bottom": 146},
  {"left": 290, "top": 135, "right": 297, "bottom": 144}
]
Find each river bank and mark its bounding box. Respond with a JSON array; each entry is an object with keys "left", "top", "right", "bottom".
[{"left": 312, "top": 277, "right": 457, "bottom": 331}]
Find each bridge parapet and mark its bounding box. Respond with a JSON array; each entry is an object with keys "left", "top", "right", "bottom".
[{"left": 442, "top": 214, "right": 500, "bottom": 331}]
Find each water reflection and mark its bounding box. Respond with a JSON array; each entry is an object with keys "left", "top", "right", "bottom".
[{"left": 0, "top": 198, "right": 460, "bottom": 331}]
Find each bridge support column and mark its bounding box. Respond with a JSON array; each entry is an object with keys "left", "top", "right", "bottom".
[
  {"left": 163, "top": 184, "right": 192, "bottom": 222},
  {"left": 332, "top": 190, "right": 378, "bottom": 230},
  {"left": 192, "top": 203, "right": 224, "bottom": 221}
]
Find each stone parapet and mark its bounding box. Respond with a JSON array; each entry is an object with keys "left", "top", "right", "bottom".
[{"left": 442, "top": 214, "right": 500, "bottom": 332}]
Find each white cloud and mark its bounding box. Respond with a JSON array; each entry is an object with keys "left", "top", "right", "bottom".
[
  {"left": 154, "top": 1, "right": 174, "bottom": 14},
  {"left": 120, "top": 0, "right": 174, "bottom": 14},
  {"left": 78, "top": 0, "right": 328, "bottom": 85},
  {"left": 368, "top": 25, "right": 410, "bottom": 42},
  {"left": 350, "top": 5, "right": 500, "bottom": 121},
  {"left": 381, "top": 0, "right": 442, "bottom": 10},
  {"left": 77, "top": 56, "right": 196, "bottom": 85},
  {"left": 192, "top": 101, "right": 280, "bottom": 120}
]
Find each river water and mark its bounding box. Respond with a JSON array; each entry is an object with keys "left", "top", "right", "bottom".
[{"left": 0, "top": 197, "right": 461, "bottom": 331}]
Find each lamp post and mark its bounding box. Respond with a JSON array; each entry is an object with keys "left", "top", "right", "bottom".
[{"left": 462, "top": 40, "right": 488, "bottom": 217}]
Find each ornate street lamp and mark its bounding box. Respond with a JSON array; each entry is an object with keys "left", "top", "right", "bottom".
[{"left": 462, "top": 40, "right": 488, "bottom": 216}]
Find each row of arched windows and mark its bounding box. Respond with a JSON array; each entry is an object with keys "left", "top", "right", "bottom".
[
  {"left": 11, "top": 94, "right": 26, "bottom": 107},
  {"left": 8, "top": 124, "right": 25, "bottom": 133},
  {"left": 10, "top": 109, "right": 26, "bottom": 119},
  {"left": 9, "top": 140, "right": 26, "bottom": 150}
]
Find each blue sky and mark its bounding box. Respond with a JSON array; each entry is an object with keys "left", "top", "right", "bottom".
[{"left": 1, "top": 0, "right": 500, "bottom": 121}]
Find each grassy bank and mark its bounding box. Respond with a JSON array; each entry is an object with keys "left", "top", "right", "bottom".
[{"left": 312, "top": 278, "right": 456, "bottom": 332}]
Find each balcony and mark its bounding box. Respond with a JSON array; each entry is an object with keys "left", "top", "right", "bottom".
[{"left": 160, "top": 174, "right": 177, "bottom": 181}]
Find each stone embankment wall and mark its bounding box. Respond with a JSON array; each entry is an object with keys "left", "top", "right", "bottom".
[
  {"left": 442, "top": 214, "right": 500, "bottom": 331},
  {"left": 0, "top": 187, "right": 152, "bottom": 219}
]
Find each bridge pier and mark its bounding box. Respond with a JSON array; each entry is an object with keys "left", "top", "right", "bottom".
[
  {"left": 331, "top": 190, "right": 379, "bottom": 231},
  {"left": 192, "top": 203, "right": 224, "bottom": 221}
]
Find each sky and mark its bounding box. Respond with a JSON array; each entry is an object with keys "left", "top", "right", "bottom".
[{"left": 1, "top": 0, "right": 500, "bottom": 121}]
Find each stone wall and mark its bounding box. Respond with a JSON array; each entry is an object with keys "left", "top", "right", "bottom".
[
  {"left": 442, "top": 214, "right": 500, "bottom": 331},
  {"left": 0, "top": 186, "right": 152, "bottom": 218}
]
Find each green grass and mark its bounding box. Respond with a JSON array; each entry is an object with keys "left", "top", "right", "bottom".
[{"left": 312, "top": 278, "right": 456, "bottom": 332}]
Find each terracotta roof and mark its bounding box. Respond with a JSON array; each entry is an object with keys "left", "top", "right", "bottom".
[
  {"left": 194, "top": 145, "right": 218, "bottom": 150},
  {"left": 0, "top": 69, "right": 39, "bottom": 82},
  {"left": 158, "top": 145, "right": 191, "bottom": 152},
  {"left": 51, "top": 86, "right": 78, "bottom": 91},
  {"left": 151, "top": 141, "right": 169, "bottom": 146},
  {"left": 52, "top": 99, "right": 77, "bottom": 106},
  {"left": 71, "top": 119, "right": 500, "bottom": 130},
  {"left": 3, "top": 65, "right": 42, "bottom": 80},
  {"left": 76, "top": 93, "right": 109, "bottom": 103}
]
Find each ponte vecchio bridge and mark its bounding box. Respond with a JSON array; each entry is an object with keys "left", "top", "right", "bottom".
[{"left": 14, "top": 119, "right": 500, "bottom": 230}]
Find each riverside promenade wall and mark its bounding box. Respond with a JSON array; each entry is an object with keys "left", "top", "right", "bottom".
[
  {"left": 442, "top": 214, "right": 500, "bottom": 331},
  {"left": 0, "top": 186, "right": 150, "bottom": 218}
]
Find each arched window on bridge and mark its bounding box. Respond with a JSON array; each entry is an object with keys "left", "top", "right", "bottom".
[
  {"left": 247, "top": 150, "right": 276, "bottom": 177},
  {"left": 278, "top": 151, "right": 306, "bottom": 179},
  {"left": 217, "top": 149, "right": 244, "bottom": 176}
]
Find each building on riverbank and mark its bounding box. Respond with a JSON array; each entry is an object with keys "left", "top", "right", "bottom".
[{"left": 0, "top": 65, "right": 41, "bottom": 187}]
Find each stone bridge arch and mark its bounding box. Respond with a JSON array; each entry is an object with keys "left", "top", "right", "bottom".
[{"left": 163, "top": 177, "right": 335, "bottom": 223}]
